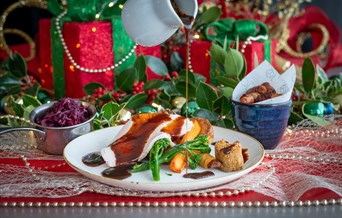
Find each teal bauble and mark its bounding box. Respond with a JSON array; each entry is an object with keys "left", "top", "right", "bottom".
[
  {"left": 136, "top": 105, "right": 157, "bottom": 114},
  {"left": 0, "top": 96, "right": 5, "bottom": 112},
  {"left": 37, "top": 91, "right": 48, "bottom": 101},
  {"left": 303, "top": 103, "right": 325, "bottom": 117},
  {"left": 324, "top": 103, "right": 334, "bottom": 115},
  {"left": 181, "top": 101, "right": 200, "bottom": 117}
]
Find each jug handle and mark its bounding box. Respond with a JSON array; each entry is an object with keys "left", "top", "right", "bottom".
[{"left": 0, "top": 127, "right": 46, "bottom": 141}]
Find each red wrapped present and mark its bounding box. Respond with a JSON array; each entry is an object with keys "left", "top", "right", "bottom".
[{"left": 38, "top": 19, "right": 161, "bottom": 99}]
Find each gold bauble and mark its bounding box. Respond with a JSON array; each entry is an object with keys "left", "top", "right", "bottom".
[{"left": 172, "top": 96, "right": 186, "bottom": 109}]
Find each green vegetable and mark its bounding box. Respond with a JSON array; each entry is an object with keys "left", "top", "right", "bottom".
[
  {"left": 130, "top": 134, "right": 211, "bottom": 179},
  {"left": 149, "top": 138, "right": 171, "bottom": 181}
]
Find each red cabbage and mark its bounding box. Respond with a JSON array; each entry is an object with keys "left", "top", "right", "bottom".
[{"left": 37, "top": 98, "right": 92, "bottom": 127}]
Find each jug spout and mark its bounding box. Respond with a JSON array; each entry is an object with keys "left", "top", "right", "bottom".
[{"left": 122, "top": 0, "right": 198, "bottom": 47}]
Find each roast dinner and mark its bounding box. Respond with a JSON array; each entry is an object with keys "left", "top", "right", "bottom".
[{"left": 82, "top": 112, "right": 249, "bottom": 181}]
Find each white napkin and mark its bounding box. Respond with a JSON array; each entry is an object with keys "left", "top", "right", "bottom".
[{"left": 232, "top": 61, "right": 296, "bottom": 104}]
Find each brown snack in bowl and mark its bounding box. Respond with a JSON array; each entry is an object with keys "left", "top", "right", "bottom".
[
  {"left": 214, "top": 140, "right": 248, "bottom": 172},
  {"left": 240, "top": 82, "right": 279, "bottom": 104}
]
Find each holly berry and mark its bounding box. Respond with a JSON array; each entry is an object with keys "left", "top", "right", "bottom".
[
  {"left": 164, "top": 75, "right": 171, "bottom": 81},
  {"left": 92, "top": 87, "right": 106, "bottom": 98},
  {"left": 112, "top": 92, "right": 120, "bottom": 101},
  {"left": 171, "top": 71, "right": 179, "bottom": 78}
]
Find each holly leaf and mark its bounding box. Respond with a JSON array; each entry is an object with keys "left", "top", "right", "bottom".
[
  {"left": 196, "top": 81, "right": 217, "bottom": 110},
  {"left": 101, "top": 102, "right": 125, "bottom": 121},
  {"left": 98, "top": 93, "right": 112, "bottom": 101},
  {"left": 8, "top": 53, "right": 27, "bottom": 78},
  {"left": 213, "top": 95, "right": 231, "bottom": 115},
  {"left": 178, "top": 69, "right": 196, "bottom": 85},
  {"left": 126, "top": 93, "right": 148, "bottom": 109},
  {"left": 25, "top": 82, "right": 40, "bottom": 96},
  {"left": 162, "top": 81, "right": 179, "bottom": 96},
  {"left": 216, "top": 118, "right": 234, "bottom": 128},
  {"left": 210, "top": 43, "right": 227, "bottom": 65},
  {"left": 144, "top": 79, "right": 164, "bottom": 90},
  {"left": 193, "top": 73, "right": 206, "bottom": 85},
  {"left": 218, "top": 87, "right": 234, "bottom": 99},
  {"left": 155, "top": 96, "right": 171, "bottom": 109},
  {"left": 214, "top": 76, "right": 238, "bottom": 88},
  {"left": 134, "top": 55, "right": 147, "bottom": 82},
  {"left": 145, "top": 56, "right": 168, "bottom": 76},
  {"left": 175, "top": 81, "right": 196, "bottom": 100},
  {"left": 83, "top": 82, "right": 105, "bottom": 95},
  {"left": 288, "top": 110, "right": 304, "bottom": 125},
  {"left": 224, "top": 48, "right": 244, "bottom": 78},
  {"left": 196, "top": 6, "right": 222, "bottom": 26},
  {"left": 239, "top": 56, "right": 247, "bottom": 81},
  {"left": 23, "top": 94, "right": 41, "bottom": 108},
  {"left": 192, "top": 108, "right": 219, "bottom": 124},
  {"left": 11, "top": 100, "right": 24, "bottom": 117},
  {"left": 0, "top": 75, "right": 21, "bottom": 96},
  {"left": 115, "top": 67, "right": 137, "bottom": 92},
  {"left": 22, "top": 105, "right": 35, "bottom": 120},
  {"left": 0, "top": 75, "right": 21, "bottom": 87},
  {"left": 170, "top": 52, "right": 184, "bottom": 72},
  {"left": 302, "top": 58, "right": 315, "bottom": 93}
]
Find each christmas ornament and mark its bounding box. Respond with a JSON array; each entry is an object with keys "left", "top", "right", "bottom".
[
  {"left": 136, "top": 105, "right": 157, "bottom": 114},
  {"left": 324, "top": 103, "right": 334, "bottom": 115},
  {"left": 172, "top": 96, "right": 186, "bottom": 109},
  {"left": 181, "top": 101, "right": 200, "bottom": 117},
  {"left": 303, "top": 103, "right": 325, "bottom": 117}
]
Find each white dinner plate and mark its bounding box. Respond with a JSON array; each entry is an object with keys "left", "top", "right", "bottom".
[{"left": 64, "top": 126, "right": 264, "bottom": 192}]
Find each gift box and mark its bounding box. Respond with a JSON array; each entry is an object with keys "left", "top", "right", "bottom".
[{"left": 37, "top": 18, "right": 161, "bottom": 99}]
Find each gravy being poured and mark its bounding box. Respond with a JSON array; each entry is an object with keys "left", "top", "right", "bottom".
[{"left": 171, "top": 0, "right": 195, "bottom": 174}]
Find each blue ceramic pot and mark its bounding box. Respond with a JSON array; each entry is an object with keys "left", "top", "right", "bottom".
[{"left": 232, "top": 100, "right": 292, "bottom": 150}]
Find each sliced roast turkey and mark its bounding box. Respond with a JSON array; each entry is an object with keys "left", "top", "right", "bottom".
[{"left": 101, "top": 113, "right": 193, "bottom": 167}]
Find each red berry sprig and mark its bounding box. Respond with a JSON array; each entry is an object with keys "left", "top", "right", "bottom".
[
  {"left": 132, "top": 81, "right": 145, "bottom": 95},
  {"left": 92, "top": 87, "right": 106, "bottom": 98},
  {"left": 146, "top": 88, "right": 158, "bottom": 104}
]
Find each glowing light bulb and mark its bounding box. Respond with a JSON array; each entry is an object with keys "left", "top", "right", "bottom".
[
  {"left": 92, "top": 27, "right": 97, "bottom": 32},
  {"left": 108, "top": 2, "right": 114, "bottom": 7},
  {"left": 119, "top": 4, "right": 123, "bottom": 9},
  {"left": 76, "top": 43, "right": 80, "bottom": 48},
  {"left": 69, "top": 65, "right": 75, "bottom": 72},
  {"left": 95, "top": 14, "right": 100, "bottom": 19},
  {"left": 194, "top": 34, "right": 200, "bottom": 39}
]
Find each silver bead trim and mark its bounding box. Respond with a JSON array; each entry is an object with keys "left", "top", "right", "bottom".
[
  {"left": 1, "top": 198, "right": 340, "bottom": 208},
  {"left": 55, "top": 10, "right": 137, "bottom": 73},
  {"left": 265, "top": 149, "right": 342, "bottom": 165}
]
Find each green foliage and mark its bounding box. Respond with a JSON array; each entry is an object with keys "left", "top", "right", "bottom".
[
  {"left": 83, "top": 82, "right": 105, "bottom": 95},
  {"left": 115, "top": 67, "right": 137, "bottom": 92},
  {"left": 196, "top": 82, "right": 217, "bottom": 110},
  {"left": 134, "top": 55, "right": 147, "bottom": 82},
  {"left": 145, "top": 55, "right": 169, "bottom": 76},
  {"left": 292, "top": 58, "right": 342, "bottom": 125},
  {"left": 93, "top": 101, "right": 127, "bottom": 129},
  {"left": 301, "top": 58, "right": 316, "bottom": 94},
  {"left": 0, "top": 53, "right": 30, "bottom": 97},
  {"left": 194, "top": 6, "right": 222, "bottom": 27}
]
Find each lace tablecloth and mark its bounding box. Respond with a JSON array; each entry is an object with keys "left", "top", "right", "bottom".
[{"left": 0, "top": 116, "right": 341, "bottom": 207}]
